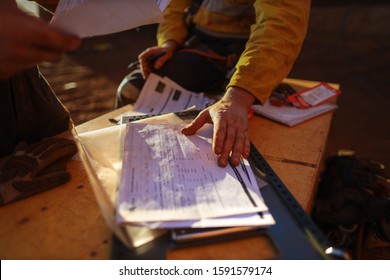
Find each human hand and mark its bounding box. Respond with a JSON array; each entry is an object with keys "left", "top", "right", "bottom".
[
  {"left": 0, "top": 1, "right": 81, "bottom": 80},
  {"left": 0, "top": 137, "right": 78, "bottom": 205},
  {"left": 181, "top": 87, "right": 255, "bottom": 167},
  {"left": 138, "top": 40, "right": 178, "bottom": 79}
]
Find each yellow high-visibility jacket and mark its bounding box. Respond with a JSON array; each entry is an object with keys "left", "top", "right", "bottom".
[{"left": 157, "top": 0, "right": 311, "bottom": 104}]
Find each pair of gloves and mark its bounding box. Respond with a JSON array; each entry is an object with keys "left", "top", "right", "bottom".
[{"left": 0, "top": 137, "right": 78, "bottom": 205}]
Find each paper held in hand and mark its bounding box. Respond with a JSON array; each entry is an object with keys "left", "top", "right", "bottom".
[
  {"left": 50, "top": 0, "right": 170, "bottom": 38},
  {"left": 116, "top": 122, "right": 274, "bottom": 229}
]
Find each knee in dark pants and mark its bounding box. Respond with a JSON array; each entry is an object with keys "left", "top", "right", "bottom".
[
  {"left": 115, "top": 70, "right": 145, "bottom": 108},
  {"left": 154, "top": 52, "right": 227, "bottom": 93}
]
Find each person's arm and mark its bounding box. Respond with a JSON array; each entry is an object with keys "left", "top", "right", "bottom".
[
  {"left": 0, "top": 0, "right": 80, "bottom": 80},
  {"left": 137, "top": 0, "right": 190, "bottom": 79},
  {"left": 182, "top": 0, "right": 311, "bottom": 167},
  {"left": 137, "top": 40, "right": 179, "bottom": 80},
  {"left": 156, "top": 0, "right": 192, "bottom": 47},
  {"left": 228, "top": 0, "right": 311, "bottom": 104},
  {"left": 182, "top": 86, "right": 255, "bottom": 167}
]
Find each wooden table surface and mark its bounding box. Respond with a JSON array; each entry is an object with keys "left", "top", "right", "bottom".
[{"left": 0, "top": 79, "right": 338, "bottom": 259}]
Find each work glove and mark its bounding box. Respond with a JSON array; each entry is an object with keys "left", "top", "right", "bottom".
[
  {"left": 0, "top": 137, "right": 78, "bottom": 205},
  {"left": 314, "top": 187, "right": 390, "bottom": 226}
]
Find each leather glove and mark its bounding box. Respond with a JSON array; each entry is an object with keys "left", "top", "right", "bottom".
[
  {"left": 314, "top": 188, "right": 389, "bottom": 226},
  {"left": 0, "top": 137, "right": 78, "bottom": 205}
]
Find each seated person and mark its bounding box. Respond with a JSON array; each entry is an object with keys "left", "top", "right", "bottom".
[{"left": 116, "top": 0, "right": 311, "bottom": 167}]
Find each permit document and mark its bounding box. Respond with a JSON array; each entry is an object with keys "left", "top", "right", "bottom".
[
  {"left": 116, "top": 122, "right": 274, "bottom": 228},
  {"left": 50, "top": 0, "right": 170, "bottom": 37},
  {"left": 128, "top": 73, "right": 212, "bottom": 117}
]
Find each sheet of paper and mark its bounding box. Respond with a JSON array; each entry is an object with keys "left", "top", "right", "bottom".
[
  {"left": 128, "top": 211, "right": 275, "bottom": 229},
  {"left": 50, "top": 0, "right": 165, "bottom": 37},
  {"left": 117, "top": 123, "right": 270, "bottom": 225},
  {"left": 129, "top": 73, "right": 212, "bottom": 116}
]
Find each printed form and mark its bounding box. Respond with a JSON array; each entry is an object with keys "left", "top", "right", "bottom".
[
  {"left": 129, "top": 73, "right": 212, "bottom": 116},
  {"left": 117, "top": 123, "right": 274, "bottom": 228}
]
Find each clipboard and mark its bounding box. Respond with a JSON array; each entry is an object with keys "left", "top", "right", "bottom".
[{"left": 109, "top": 114, "right": 343, "bottom": 260}]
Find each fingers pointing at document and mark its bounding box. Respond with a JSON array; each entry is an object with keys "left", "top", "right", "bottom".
[{"left": 181, "top": 86, "right": 255, "bottom": 168}]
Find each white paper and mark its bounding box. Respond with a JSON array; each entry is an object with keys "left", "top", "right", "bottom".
[
  {"left": 77, "top": 125, "right": 167, "bottom": 247},
  {"left": 252, "top": 101, "right": 337, "bottom": 127},
  {"left": 50, "top": 0, "right": 165, "bottom": 38},
  {"left": 129, "top": 73, "right": 212, "bottom": 116},
  {"left": 117, "top": 123, "right": 271, "bottom": 226}
]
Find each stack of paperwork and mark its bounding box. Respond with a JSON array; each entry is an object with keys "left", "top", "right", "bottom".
[{"left": 116, "top": 122, "right": 275, "bottom": 229}]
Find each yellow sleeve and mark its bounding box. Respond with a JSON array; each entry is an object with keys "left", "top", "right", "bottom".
[
  {"left": 156, "top": 0, "right": 192, "bottom": 46},
  {"left": 227, "top": 0, "right": 311, "bottom": 104}
]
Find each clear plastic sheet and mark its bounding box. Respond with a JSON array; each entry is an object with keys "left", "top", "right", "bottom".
[{"left": 72, "top": 113, "right": 186, "bottom": 248}]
